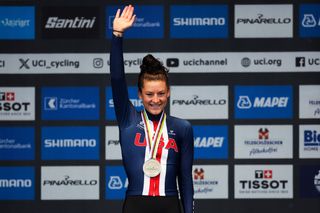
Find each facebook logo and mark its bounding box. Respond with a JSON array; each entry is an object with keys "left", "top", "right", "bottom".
[{"left": 296, "top": 57, "right": 306, "bottom": 67}]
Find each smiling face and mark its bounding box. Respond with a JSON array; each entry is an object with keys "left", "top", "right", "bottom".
[{"left": 138, "top": 79, "right": 170, "bottom": 115}]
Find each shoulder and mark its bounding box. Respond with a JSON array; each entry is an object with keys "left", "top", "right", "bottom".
[{"left": 167, "top": 114, "right": 192, "bottom": 130}]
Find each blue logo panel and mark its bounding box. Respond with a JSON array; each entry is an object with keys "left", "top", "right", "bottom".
[
  {"left": 42, "top": 87, "right": 99, "bottom": 120},
  {"left": 0, "top": 127, "right": 34, "bottom": 160},
  {"left": 106, "top": 86, "right": 144, "bottom": 121},
  {"left": 170, "top": 5, "right": 228, "bottom": 38},
  {"left": 0, "top": 167, "right": 35, "bottom": 200},
  {"left": 300, "top": 165, "right": 320, "bottom": 198},
  {"left": 235, "top": 85, "right": 293, "bottom": 119},
  {"left": 300, "top": 4, "right": 320, "bottom": 37},
  {"left": 0, "top": 6, "right": 35, "bottom": 39},
  {"left": 193, "top": 125, "right": 228, "bottom": 159},
  {"left": 105, "top": 166, "right": 127, "bottom": 200},
  {"left": 106, "top": 5, "right": 164, "bottom": 38},
  {"left": 41, "top": 126, "right": 99, "bottom": 160}
]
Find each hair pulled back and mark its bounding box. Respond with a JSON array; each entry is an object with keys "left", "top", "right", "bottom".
[{"left": 138, "top": 54, "right": 169, "bottom": 92}]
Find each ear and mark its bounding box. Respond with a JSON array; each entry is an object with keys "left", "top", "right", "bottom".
[
  {"left": 167, "top": 87, "right": 170, "bottom": 98},
  {"left": 138, "top": 90, "right": 142, "bottom": 99}
]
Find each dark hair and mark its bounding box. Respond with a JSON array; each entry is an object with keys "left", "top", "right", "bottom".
[{"left": 138, "top": 54, "right": 169, "bottom": 92}]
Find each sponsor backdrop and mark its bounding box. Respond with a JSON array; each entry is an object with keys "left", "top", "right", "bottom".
[{"left": 0, "top": 0, "right": 319, "bottom": 213}]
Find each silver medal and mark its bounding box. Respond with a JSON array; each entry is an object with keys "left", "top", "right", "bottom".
[{"left": 143, "top": 159, "right": 161, "bottom": 177}]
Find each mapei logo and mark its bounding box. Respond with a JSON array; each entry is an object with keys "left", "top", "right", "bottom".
[
  {"left": 300, "top": 4, "right": 320, "bottom": 37},
  {"left": 105, "top": 166, "right": 127, "bottom": 200},
  {"left": 170, "top": 5, "right": 228, "bottom": 38},
  {"left": 194, "top": 168, "right": 205, "bottom": 180},
  {"left": 235, "top": 86, "right": 293, "bottom": 119},
  {"left": 193, "top": 125, "right": 228, "bottom": 159}
]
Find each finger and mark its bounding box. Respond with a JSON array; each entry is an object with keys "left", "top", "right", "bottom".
[
  {"left": 124, "top": 5, "right": 132, "bottom": 18},
  {"left": 115, "top": 9, "right": 120, "bottom": 18},
  {"left": 129, "top": 14, "right": 136, "bottom": 25},
  {"left": 122, "top": 5, "right": 131, "bottom": 18},
  {"left": 127, "top": 6, "right": 134, "bottom": 19},
  {"left": 121, "top": 6, "right": 128, "bottom": 17}
]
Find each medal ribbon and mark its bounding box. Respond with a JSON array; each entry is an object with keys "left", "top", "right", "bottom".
[{"left": 141, "top": 110, "right": 166, "bottom": 160}]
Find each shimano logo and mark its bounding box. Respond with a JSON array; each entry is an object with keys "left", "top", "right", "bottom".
[
  {"left": 44, "top": 139, "right": 96, "bottom": 148},
  {"left": 0, "top": 179, "right": 32, "bottom": 188},
  {"left": 237, "top": 13, "right": 291, "bottom": 24},
  {"left": 45, "top": 17, "right": 96, "bottom": 29},
  {"left": 194, "top": 137, "right": 224, "bottom": 148},
  {"left": 0, "top": 18, "right": 30, "bottom": 28},
  {"left": 173, "top": 17, "right": 225, "bottom": 26},
  {"left": 172, "top": 95, "right": 226, "bottom": 106}
]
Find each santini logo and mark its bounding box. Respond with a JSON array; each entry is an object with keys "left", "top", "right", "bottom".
[{"left": 45, "top": 17, "right": 96, "bottom": 29}]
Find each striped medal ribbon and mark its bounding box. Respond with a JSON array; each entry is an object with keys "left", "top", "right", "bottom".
[{"left": 141, "top": 110, "right": 166, "bottom": 177}]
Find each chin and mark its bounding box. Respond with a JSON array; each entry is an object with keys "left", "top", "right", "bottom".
[{"left": 148, "top": 108, "right": 163, "bottom": 115}]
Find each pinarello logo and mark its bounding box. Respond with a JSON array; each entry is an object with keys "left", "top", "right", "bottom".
[
  {"left": 0, "top": 92, "right": 15, "bottom": 101},
  {"left": 259, "top": 128, "right": 269, "bottom": 140},
  {"left": 194, "top": 168, "right": 204, "bottom": 180}
]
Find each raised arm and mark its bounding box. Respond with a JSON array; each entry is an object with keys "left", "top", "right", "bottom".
[{"left": 110, "top": 5, "right": 136, "bottom": 127}]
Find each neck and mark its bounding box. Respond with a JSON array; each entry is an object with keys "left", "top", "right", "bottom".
[{"left": 145, "top": 110, "right": 163, "bottom": 121}]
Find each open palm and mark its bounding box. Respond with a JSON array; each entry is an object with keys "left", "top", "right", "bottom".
[{"left": 113, "top": 5, "right": 136, "bottom": 32}]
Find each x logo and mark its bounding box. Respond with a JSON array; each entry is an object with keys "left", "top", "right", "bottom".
[{"left": 19, "top": 58, "right": 30, "bottom": 69}]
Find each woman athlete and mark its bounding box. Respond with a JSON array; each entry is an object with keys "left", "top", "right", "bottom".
[{"left": 110, "top": 5, "right": 194, "bottom": 213}]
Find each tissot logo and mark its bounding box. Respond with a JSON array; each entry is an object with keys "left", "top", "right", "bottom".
[
  {"left": 0, "top": 87, "right": 35, "bottom": 120},
  {"left": 42, "top": 7, "right": 99, "bottom": 39},
  {"left": 235, "top": 165, "right": 293, "bottom": 198}
]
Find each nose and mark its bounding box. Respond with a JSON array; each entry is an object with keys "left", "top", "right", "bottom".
[{"left": 152, "top": 95, "right": 160, "bottom": 103}]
